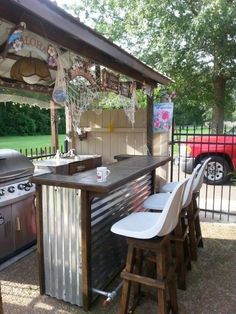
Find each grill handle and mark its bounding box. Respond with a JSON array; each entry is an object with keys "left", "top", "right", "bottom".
[
  {"left": 0, "top": 169, "right": 29, "bottom": 181},
  {"left": 16, "top": 217, "right": 21, "bottom": 231}
]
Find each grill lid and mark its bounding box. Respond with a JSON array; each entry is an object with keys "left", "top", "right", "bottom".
[{"left": 0, "top": 149, "right": 34, "bottom": 183}]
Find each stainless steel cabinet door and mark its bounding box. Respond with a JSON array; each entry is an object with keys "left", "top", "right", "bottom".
[
  {"left": 12, "top": 195, "right": 36, "bottom": 250},
  {"left": 0, "top": 205, "right": 14, "bottom": 260}
]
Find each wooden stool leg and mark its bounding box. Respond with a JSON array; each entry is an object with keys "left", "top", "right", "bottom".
[
  {"left": 187, "top": 202, "right": 198, "bottom": 261},
  {"left": 120, "top": 244, "right": 135, "bottom": 314},
  {"left": 193, "top": 196, "right": 203, "bottom": 248},
  {"left": 195, "top": 215, "right": 203, "bottom": 247},
  {"left": 165, "top": 239, "right": 178, "bottom": 314},
  {"left": 129, "top": 248, "right": 143, "bottom": 313},
  {"left": 182, "top": 217, "right": 191, "bottom": 271},
  {"left": 156, "top": 247, "right": 167, "bottom": 314},
  {"left": 174, "top": 220, "right": 187, "bottom": 290},
  {"left": 120, "top": 237, "right": 178, "bottom": 314},
  {"left": 184, "top": 235, "right": 192, "bottom": 271}
]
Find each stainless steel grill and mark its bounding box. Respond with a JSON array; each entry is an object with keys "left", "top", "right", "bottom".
[{"left": 0, "top": 149, "right": 36, "bottom": 263}]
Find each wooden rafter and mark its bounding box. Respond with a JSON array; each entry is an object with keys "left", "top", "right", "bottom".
[{"left": 0, "top": 0, "right": 172, "bottom": 87}]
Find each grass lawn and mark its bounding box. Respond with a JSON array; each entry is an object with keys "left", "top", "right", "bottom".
[{"left": 0, "top": 134, "right": 66, "bottom": 153}]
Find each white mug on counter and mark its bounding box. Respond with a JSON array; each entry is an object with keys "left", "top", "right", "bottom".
[{"left": 96, "top": 166, "right": 110, "bottom": 182}]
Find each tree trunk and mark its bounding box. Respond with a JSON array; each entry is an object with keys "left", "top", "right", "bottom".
[{"left": 212, "top": 76, "right": 226, "bottom": 134}]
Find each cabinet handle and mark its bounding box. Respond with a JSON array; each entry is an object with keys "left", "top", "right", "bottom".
[
  {"left": 76, "top": 165, "right": 86, "bottom": 172},
  {"left": 16, "top": 217, "right": 21, "bottom": 231}
]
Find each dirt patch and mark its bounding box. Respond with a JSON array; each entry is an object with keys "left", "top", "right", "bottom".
[{"left": 0, "top": 221, "right": 235, "bottom": 313}]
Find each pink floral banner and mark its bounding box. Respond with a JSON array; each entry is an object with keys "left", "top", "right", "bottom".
[{"left": 153, "top": 102, "right": 174, "bottom": 133}]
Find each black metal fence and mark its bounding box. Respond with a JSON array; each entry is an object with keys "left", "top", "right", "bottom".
[
  {"left": 170, "top": 124, "right": 236, "bottom": 222},
  {"left": 20, "top": 145, "right": 65, "bottom": 161}
]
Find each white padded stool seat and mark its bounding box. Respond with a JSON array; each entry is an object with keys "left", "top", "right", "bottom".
[
  {"left": 144, "top": 164, "right": 202, "bottom": 212},
  {"left": 143, "top": 193, "right": 169, "bottom": 210},
  {"left": 111, "top": 212, "right": 162, "bottom": 239},
  {"left": 111, "top": 178, "right": 188, "bottom": 240},
  {"left": 159, "top": 181, "right": 178, "bottom": 193},
  {"left": 160, "top": 158, "right": 211, "bottom": 195}
]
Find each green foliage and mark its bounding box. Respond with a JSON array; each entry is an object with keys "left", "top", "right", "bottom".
[
  {"left": 66, "top": 0, "right": 236, "bottom": 126},
  {"left": 0, "top": 103, "right": 66, "bottom": 136}
]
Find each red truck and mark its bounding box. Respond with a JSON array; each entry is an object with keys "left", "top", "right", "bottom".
[{"left": 179, "top": 128, "right": 236, "bottom": 185}]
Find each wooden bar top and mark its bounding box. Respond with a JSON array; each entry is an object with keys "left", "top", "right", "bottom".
[{"left": 31, "top": 156, "right": 171, "bottom": 194}]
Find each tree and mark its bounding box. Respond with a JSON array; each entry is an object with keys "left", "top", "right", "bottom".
[
  {"left": 65, "top": 0, "right": 236, "bottom": 132},
  {"left": 0, "top": 103, "right": 66, "bottom": 135}
]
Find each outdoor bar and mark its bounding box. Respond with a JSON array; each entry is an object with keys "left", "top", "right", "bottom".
[
  {"left": 0, "top": 0, "right": 173, "bottom": 311},
  {"left": 1, "top": 1, "right": 236, "bottom": 313},
  {"left": 32, "top": 155, "right": 171, "bottom": 310}
]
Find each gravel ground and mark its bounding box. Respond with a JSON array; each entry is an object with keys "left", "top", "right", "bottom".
[{"left": 0, "top": 219, "right": 236, "bottom": 314}]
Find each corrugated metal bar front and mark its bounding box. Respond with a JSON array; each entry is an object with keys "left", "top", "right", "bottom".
[
  {"left": 90, "top": 174, "right": 152, "bottom": 296},
  {"left": 42, "top": 186, "right": 82, "bottom": 306}
]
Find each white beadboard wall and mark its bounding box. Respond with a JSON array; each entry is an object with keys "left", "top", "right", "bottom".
[{"left": 75, "top": 109, "right": 147, "bottom": 163}]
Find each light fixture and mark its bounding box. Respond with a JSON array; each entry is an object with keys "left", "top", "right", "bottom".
[
  {"left": 10, "top": 56, "right": 51, "bottom": 85},
  {"left": 22, "top": 75, "right": 41, "bottom": 85}
]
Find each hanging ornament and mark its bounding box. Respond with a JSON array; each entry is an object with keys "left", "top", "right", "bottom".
[
  {"left": 143, "top": 82, "right": 153, "bottom": 97},
  {"left": 1, "top": 22, "right": 26, "bottom": 58},
  {"left": 47, "top": 45, "right": 58, "bottom": 68},
  {"left": 123, "top": 81, "right": 137, "bottom": 126},
  {"left": 52, "top": 53, "right": 68, "bottom": 103}
]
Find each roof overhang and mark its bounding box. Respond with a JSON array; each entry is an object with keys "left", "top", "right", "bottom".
[{"left": 0, "top": 0, "right": 172, "bottom": 87}]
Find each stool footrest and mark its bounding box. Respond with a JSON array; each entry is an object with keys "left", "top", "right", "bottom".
[
  {"left": 171, "top": 225, "right": 188, "bottom": 242},
  {"left": 121, "top": 270, "right": 165, "bottom": 289}
]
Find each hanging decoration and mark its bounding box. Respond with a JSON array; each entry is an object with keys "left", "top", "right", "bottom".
[
  {"left": 69, "top": 58, "right": 97, "bottom": 86},
  {"left": 153, "top": 102, "right": 174, "bottom": 133},
  {"left": 52, "top": 53, "right": 68, "bottom": 103},
  {"left": 51, "top": 52, "right": 141, "bottom": 128},
  {"left": 10, "top": 56, "right": 51, "bottom": 85},
  {"left": 65, "top": 57, "right": 102, "bottom": 130},
  {"left": 119, "top": 81, "right": 132, "bottom": 98},
  {"left": 47, "top": 45, "right": 58, "bottom": 68},
  {"left": 123, "top": 81, "right": 138, "bottom": 126},
  {"left": 143, "top": 82, "right": 153, "bottom": 97},
  {"left": 1, "top": 22, "right": 26, "bottom": 58},
  {"left": 101, "top": 68, "right": 120, "bottom": 93},
  {"left": 66, "top": 77, "right": 100, "bottom": 132}
]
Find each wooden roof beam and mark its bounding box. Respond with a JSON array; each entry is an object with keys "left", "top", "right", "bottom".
[{"left": 0, "top": 0, "right": 172, "bottom": 86}]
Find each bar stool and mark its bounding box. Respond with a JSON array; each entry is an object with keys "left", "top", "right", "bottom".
[
  {"left": 143, "top": 165, "right": 199, "bottom": 289},
  {"left": 111, "top": 179, "right": 188, "bottom": 314},
  {"left": 157, "top": 157, "right": 211, "bottom": 260}
]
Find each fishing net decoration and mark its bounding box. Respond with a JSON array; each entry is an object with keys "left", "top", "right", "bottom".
[
  {"left": 123, "top": 81, "right": 138, "bottom": 126},
  {"left": 66, "top": 77, "right": 101, "bottom": 133},
  {"left": 53, "top": 53, "right": 140, "bottom": 130}
]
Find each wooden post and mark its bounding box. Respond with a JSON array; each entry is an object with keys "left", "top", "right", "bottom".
[
  {"left": 35, "top": 185, "right": 45, "bottom": 295},
  {"left": 81, "top": 190, "right": 92, "bottom": 310},
  {"left": 50, "top": 100, "right": 59, "bottom": 150},
  {"left": 0, "top": 281, "right": 3, "bottom": 314},
  {"left": 146, "top": 93, "right": 154, "bottom": 156},
  {"left": 146, "top": 93, "right": 156, "bottom": 193}
]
